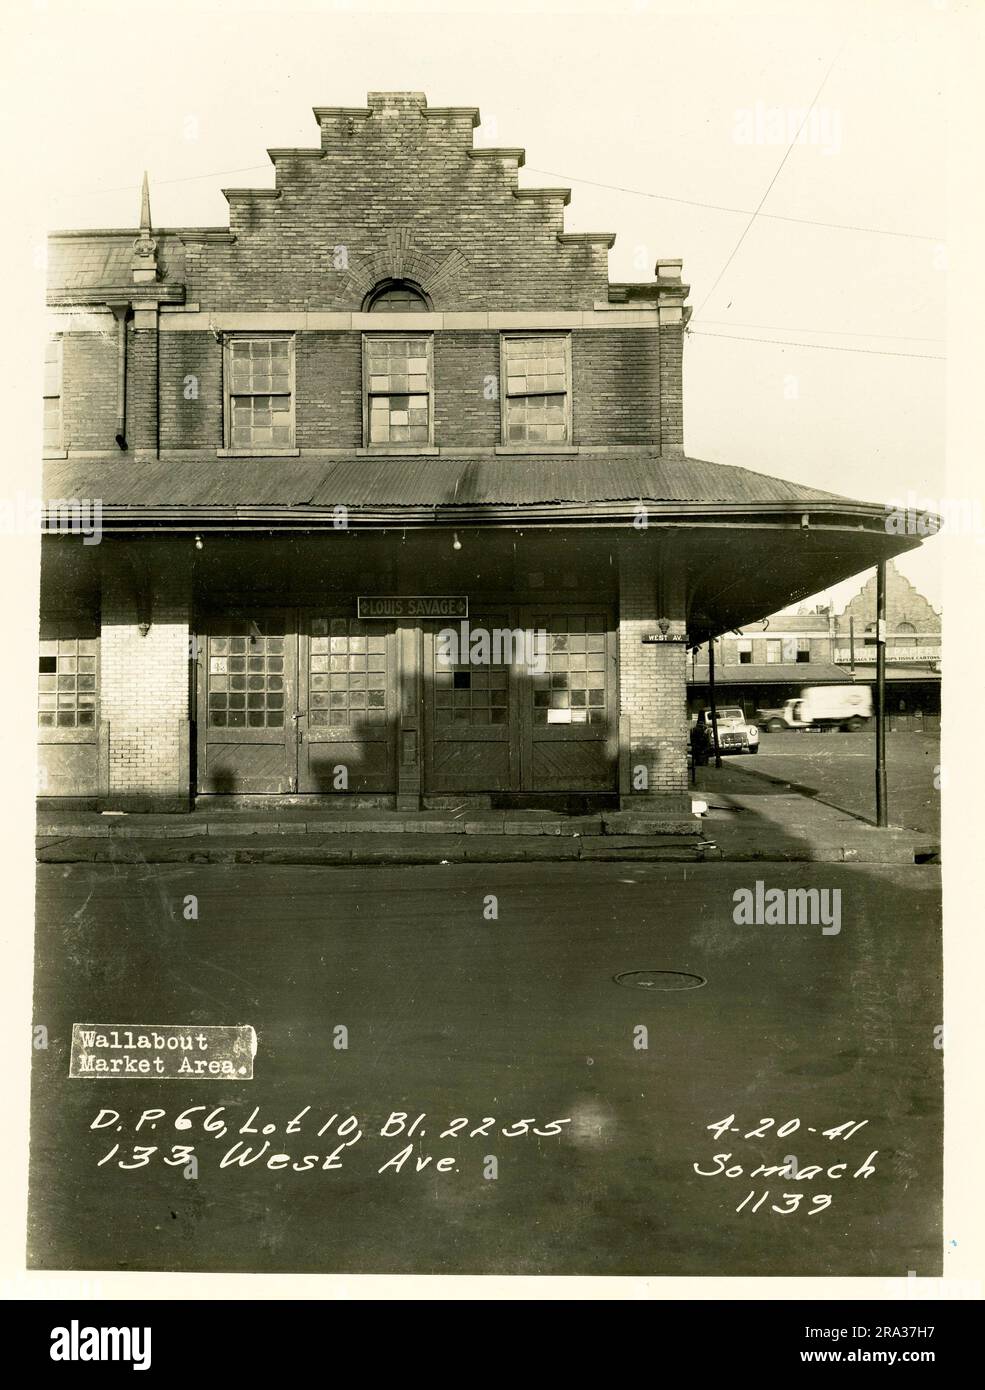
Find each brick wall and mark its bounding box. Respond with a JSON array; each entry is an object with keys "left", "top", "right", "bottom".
[
  {"left": 433, "top": 332, "right": 501, "bottom": 446},
  {"left": 658, "top": 318, "right": 684, "bottom": 452},
  {"left": 159, "top": 330, "right": 223, "bottom": 450},
  {"left": 100, "top": 545, "right": 190, "bottom": 809},
  {"left": 127, "top": 323, "right": 158, "bottom": 457},
  {"left": 618, "top": 541, "right": 688, "bottom": 803},
  {"left": 572, "top": 330, "right": 660, "bottom": 445},
  {"left": 61, "top": 330, "right": 117, "bottom": 450},
  {"left": 185, "top": 92, "right": 612, "bottom": 312}
]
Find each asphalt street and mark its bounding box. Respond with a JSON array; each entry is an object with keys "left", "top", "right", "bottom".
[
  {"left": 706, "top": 730, "right": 941, "bottom": 835},
  {"left": 30, "top": 859, "right": 942, "bottom": 1277}
]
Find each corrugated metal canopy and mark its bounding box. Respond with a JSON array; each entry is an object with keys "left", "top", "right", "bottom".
[
  {"left": 688, "top": 663, "right": 860, "bottom": 684},
  {"left": 43, "top": 452, "right": 855, "bottom": 511}
]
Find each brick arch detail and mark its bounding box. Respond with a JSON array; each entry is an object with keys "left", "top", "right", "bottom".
[{"left": 341, "top": 229, "right": 469, "bottom": 306}]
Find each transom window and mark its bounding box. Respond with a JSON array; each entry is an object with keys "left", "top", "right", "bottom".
[
  {"left": 366, "top": 279, "right": 430, "bottom": 312},
  {"left": 224, "top": 335, "right": 295, "bottom": 451},
  {"left": 501, "top": 334, "right": 571, "bottom": 446},
  {"left": 363, "top": 335, "right": 433, "bottom": 445},
  {"left": 43, "top": 338, "right": 62, "bottom": 451}
]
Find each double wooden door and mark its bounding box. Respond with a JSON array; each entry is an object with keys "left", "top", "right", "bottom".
[
  {"left": 196, "top": 609, "right": 396, "bottom": 794},
  {"left": 423, "top": 606, "right": 617, "bottom": 793}
]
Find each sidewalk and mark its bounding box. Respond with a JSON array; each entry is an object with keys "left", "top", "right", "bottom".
[{"left": 36, "top": 787, "right": 938, "bottom": 867}]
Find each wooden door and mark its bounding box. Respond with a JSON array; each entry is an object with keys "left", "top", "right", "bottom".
[
  {"left": 520, "top": 607, "right": 618, "bottom": 792},
  {"left": 424, "top": 612, "right": 519, "bottom": 792},
  {"left": 298, "top": 612, "right": 396, "bottom": 793},
  {"left": 197, "top": 611, "right": 297, "bottom": 794}
]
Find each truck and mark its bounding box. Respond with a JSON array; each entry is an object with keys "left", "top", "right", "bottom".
[{"left": 755, "top": 684, "right": 872, "bottom": 733}]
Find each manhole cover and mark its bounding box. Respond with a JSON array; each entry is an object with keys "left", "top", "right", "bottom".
[{"left": 613, "top": 969, "right": 707, "bottom": 991}]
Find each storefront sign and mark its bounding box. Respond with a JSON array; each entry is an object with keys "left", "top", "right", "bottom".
[{"left": 358, "top": 596, "right": 469, "bottom": 620}]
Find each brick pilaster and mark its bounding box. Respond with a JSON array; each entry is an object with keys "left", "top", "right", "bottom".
[
  {"left": 99, "top": 541, "right": 191, "bottom": 810},
  {"left": 618, "top": 537, "right": 688, "bottom": 805},
  {"left": 128, "top": 308, "right": 159, "bottom": 459}
]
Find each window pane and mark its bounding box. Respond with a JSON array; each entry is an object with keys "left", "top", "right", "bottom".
[{"left": 504, "top": 393, "right": 568, "bottom": 445}]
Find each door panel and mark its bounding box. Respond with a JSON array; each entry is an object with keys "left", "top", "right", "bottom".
[
  {"left": 197, "top": 612, "right": 297, "bottom": 793},
  {"left": 521, "top": 607, "right": 618, "bottom": 792},
  {"left": 37, "top": 617, "right": 101, "bottom": 796},
  {"left": 424, "top": 613, "right": 518, "bottom": 792},
  {"left": 298, "top": 613, "right": 396, "bottom": 793}
]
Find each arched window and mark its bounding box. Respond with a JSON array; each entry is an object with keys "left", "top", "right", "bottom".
[
  {"left": 897, "top": 621, "right": 915, "bottom": 633},
  {"left": 365, "top": 279, "right": 431, "bottom": 312}
]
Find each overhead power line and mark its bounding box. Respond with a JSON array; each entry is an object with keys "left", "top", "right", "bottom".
[
  {"left": 686, "top": 328, "right": 945, "bottom": 360},
  {"left": 693, "top": 38, "right": 849, "bottom": 320},
  {"left": 525, "top": 168, "right": 942, "bottom": 243},
  {"left": 697, "top": 319, "right": 944, "bottom": 343}
]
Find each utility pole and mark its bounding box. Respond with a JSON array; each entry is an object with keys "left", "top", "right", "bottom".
[
  {"left": 875, "top": 561, "right": 888, "bottom": 827},
  {"left": 849, "top": 615, "right": 855, "bottom": 677}
]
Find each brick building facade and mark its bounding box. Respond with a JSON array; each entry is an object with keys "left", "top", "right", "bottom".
[{"left": 40, "top": 91, "right": 932, "bottom": 810}]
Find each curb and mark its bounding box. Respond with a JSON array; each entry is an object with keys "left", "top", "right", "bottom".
[{"left": 36, "top": 835, "right": 939, "bottom": 868}]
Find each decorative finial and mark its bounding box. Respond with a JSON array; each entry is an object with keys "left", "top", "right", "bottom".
[
  {"left": 132, "top": 171, "right": 158, "bottom": 278},
  {"left": 139, "top": 170, "right": 152, "bottom": 234}
]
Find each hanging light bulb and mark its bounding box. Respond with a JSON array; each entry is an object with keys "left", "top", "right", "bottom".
[
  {"left": 452, "top": 532, "right": 462, "bottom": 551},
  {"left": 194, "top": 535, "right": 204, "bottom": 551}
]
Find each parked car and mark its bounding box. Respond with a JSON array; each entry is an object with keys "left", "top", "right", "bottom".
[{"left": 690, "top": 706, "right": 760, "bottom": 762}]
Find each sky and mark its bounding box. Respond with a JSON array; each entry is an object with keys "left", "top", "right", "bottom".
[{"left": 5, "top": 0, "right": 957, "bottom": 611}]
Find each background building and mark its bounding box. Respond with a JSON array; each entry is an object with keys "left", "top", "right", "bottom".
[{"left": 688, "top": 560, "right": 941, "bottom": 729}]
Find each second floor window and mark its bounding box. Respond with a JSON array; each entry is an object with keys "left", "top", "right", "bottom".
[
  {"left": 501, "top": 334, "right": 571, "bottom": 445},
  {"left": 737, "top": 638, "right": 752, "bottom": 664},
  {"left": 364, "top": 335, "right": 432, "bottom": 445},
  {"left": 225, "top": 335, "right": 295, "bottom": 451}
]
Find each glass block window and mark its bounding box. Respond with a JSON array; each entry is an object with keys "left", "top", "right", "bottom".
[
  {"left": 226, "top": 336, "right": 294, "bottom": 449},
  {"left": 433, "top": 617, "right": 509, "bottom": 726},
  {"left": 43, "top": 338, "right": 62, "bottom": 451},
  {"left": 309, "top": 618, "right": 388, "bottom": 727},
  {"left": 38, "top": 632, "right": 97, "bottom": 728},
  {"left": 367, "top": 280, "right": 429, "bottom": 312},
  {"left": 207, "top": 625, "right": 285, "bottom": 728},
  {"left": 529, "top": 613, "right": 606, "bottom": 725},
  {"left": 364, "top": 336, "right": 432, "bottom": 444},
  {"left": 502, "top": 335, "right": 570, "bottom": 445}
]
